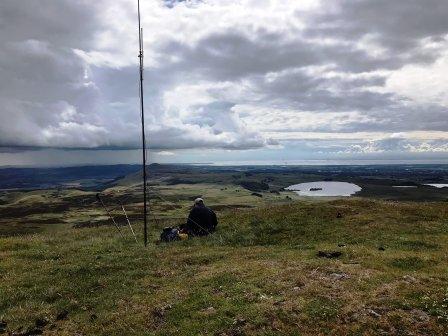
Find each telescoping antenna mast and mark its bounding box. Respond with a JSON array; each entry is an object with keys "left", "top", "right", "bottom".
[{"left": 137, "top": 0, "right": 148, "bottom": 246}]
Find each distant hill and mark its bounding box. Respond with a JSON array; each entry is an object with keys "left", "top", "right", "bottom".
[
  {"left": 0, "top": 165, "right": 141, "bottom": 190},
  {"left": 1, "top": 164, "right": 448, "bottom": 201}
]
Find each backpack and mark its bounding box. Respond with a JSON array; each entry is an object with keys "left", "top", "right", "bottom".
[{"left": 160, "top": 227, "right": 180, "bottom": 242}]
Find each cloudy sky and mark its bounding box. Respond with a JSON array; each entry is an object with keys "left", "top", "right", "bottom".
[{"left": 1, "top": 0, "right": 448, "bottom": 166}]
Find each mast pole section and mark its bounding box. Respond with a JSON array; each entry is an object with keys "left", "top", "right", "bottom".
[{"left": 137, "top": 0, "right": 148, "bottom": 247}]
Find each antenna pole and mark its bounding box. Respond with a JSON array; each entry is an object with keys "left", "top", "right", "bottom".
[{"left": 137, "top": 0, "right": 148, "bottom": 247}]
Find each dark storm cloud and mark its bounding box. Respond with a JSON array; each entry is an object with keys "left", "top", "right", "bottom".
[
  {"left": 307, "top": 0, "right": 448, "bottom": 49},
  {"left": 0, "top": 1, "right": 99, "bottom": 49},
  {"left": 252, "top": 69, "right": 392, "bottom": 112},
  {"left": 158, "top": 29, "right": 401, "bottom": 79},
  {"left": 0, "top": 0, "right": 103, "bottom": 148},
  {"left": 303, "top": 0, "right": 448, "bottom": 73},
  {"left": 158, "top": 31, "right": 317, "bottom": 80}
]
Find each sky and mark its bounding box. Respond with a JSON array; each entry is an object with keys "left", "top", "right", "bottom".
[{"left": 1, "top": 0, "right": 448, "bottom": 166}]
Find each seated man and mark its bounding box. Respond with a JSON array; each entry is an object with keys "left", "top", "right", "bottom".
[{"left": 184, "top": 198, "right": 217, "bottom": 236}]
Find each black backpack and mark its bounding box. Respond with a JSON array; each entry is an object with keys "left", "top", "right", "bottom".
[{"left": 160, "top": 227, "right": 180, "bottom": 242}]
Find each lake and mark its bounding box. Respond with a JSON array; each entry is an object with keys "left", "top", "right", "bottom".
[{"left": 286, "top": 181, "right": 362, "bottom": 197}]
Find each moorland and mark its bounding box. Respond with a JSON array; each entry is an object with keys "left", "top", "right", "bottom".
[{"left": 0, "top": 164, "right": 447, "bottom": 335}]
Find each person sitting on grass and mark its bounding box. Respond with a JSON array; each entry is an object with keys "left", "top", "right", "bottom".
[{"left": 182, "top": 198, "right": 217, "bottom": 236}]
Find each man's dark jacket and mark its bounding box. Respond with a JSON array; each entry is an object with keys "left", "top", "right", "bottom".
[{"left": 186, "top": 205, "right": 217, "bottom": 236}]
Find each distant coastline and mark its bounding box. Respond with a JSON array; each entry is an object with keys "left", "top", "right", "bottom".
[{"left": 1, "top": 159, "right": 448, "bottom": 169}]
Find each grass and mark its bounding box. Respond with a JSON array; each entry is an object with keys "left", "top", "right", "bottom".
[{"left": 0, "top": 197, "right": 448, "bottom": 335}]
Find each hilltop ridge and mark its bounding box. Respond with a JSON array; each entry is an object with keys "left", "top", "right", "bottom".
[{"left": 1, "top": 198, "right": 447, "bottom": 335}]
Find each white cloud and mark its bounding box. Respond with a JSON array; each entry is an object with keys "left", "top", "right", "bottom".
[
  {"left": 385, "top": 38, "right": 448, "bottom": 106},
  {"left": 342, "top": 136, "right": 448, "bottom": 154},
  {"left": 155, "top": 151, "right": 175, "bottom": 156}
]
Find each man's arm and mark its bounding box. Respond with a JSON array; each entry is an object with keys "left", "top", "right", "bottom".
[
  {"left": 186, "top": 209, "right": 196, "bottom": 231},
  {"left": 211, "top": 210, "right": 218, "bottom": 231}
]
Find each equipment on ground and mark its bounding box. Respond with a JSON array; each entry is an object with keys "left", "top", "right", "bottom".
[{"left": 160, "top": 227, "right": 180, "bottom": 242}]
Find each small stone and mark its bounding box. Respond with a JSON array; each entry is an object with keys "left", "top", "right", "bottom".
[
  {"left": 403, "top": 275, "right": 417, "bottom": 283},
  {"left": 367, "top": 309, "right": 381, "bottom": 318},
  {"left": 330, "top": 272, "right": 350, "bottom": 280},
  {"left": 338, "top": 243, "right": 346, "bottom": 247},
  {"left": 89, "top": 314, "right": 98, "bottom": 322},
  {"left": 378, "top": 246, "right": 385, "bottom": 251}
]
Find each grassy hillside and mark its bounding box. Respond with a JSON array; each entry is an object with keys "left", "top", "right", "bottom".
[{"left": 1, "top": 199, "right": 448, "bottom": 335}]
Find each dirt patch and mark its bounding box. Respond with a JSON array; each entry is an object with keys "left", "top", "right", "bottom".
[{"left": 0, "top": 203, "right": 71, "bottom": 218}]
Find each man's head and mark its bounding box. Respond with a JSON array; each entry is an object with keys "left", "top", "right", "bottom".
[{"left": 194, "top": 197, "right": 204, "bottom": 206}]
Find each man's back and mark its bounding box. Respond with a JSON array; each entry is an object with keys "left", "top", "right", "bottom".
[{"left": 186, "top": 204, "right": 217, "bottom": 236}]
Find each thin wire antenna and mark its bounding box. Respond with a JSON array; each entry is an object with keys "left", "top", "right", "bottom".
[
  {"left": 137, "top": 0, "right": 149, "bottom": 247},
  {"left": 96, "top": 193, "right": 125, "bottom": 239},
  {"left": 121, "top": 204, "right": 138, "bottom": 243}
]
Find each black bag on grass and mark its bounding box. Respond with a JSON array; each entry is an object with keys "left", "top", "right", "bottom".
[{"left": 160, "top": 227, "right": 180, "bottom": 242}]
